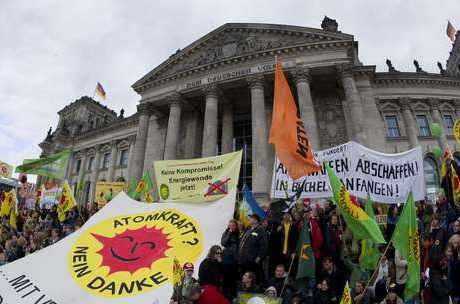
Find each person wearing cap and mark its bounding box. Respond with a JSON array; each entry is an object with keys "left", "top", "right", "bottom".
[{"left": 238, "top": 214, "right": 268, "bottom": 282}]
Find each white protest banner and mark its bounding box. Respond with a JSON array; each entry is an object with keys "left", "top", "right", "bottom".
[
  {"left": 0, "top": 152, "right": 241, "bottom": 304},
  {"left": 271, "top": 141, "right": 425, "bottom": 204},
  {"left": 40, "top": 187, "right": 61, "bottom": 208}
]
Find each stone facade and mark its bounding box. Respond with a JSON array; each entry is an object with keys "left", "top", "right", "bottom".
[{"left": 39, "top": 19, "right": 460, "bottom": 203}]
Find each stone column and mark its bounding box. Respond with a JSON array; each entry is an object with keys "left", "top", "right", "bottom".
[
  {"left": 164, "top": 94, "right": 182, "bottom": 160},
  {"left": 77, "top": 151, "right": 87, "bottom": 204},
  {"left": 202, "top": 85, "right": 219, "bottom": 157},
  {"left": 294, "top": 68, "right": 320, "bottom": 149},
  {"left": 339, "top": 65, "right": 366, "bottom": 143},
  {"left": 127, "top": 135, "right": 136, "bottom": 172},
  {"left": 399, "top": 98, "right": 419, "bottom": 148},
  {"left": 65, "top": 152, "right": 74, "bottom": 180},
  {"left": 130, "top": 103, "right": 151, "bottom": 181},
  {"left": 357, "top": 78, "right": 386, "bottom": 150},
  {"left": 89, "top": 146, "right": 101, "bottom": 203},
  {"left": 108, "top": 140, "right": 118, "bottom": 181},
  {"left": 248, "top": 76, "right": 270, "bottom": 201},
  {"left": 430, "top": 98, "right": 449, "bottom": 149},
  {"left": 184, "top": 112, "right": 199, "bottom": 158},
  {"left": 221, "top": 101, "right": 234, "bottom": 154}
]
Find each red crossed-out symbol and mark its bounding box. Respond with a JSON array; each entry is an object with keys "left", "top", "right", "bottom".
[{"left": 204, "top": 178, "right": 231, "bottom": 197}]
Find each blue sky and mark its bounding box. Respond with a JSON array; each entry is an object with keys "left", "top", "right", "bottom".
[{"left": 1, "top": 0, "right": 458, "bottom": 181}]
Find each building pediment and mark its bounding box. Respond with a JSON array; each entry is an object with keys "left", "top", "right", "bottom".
[{"left": 132, "top": 23, "right": 354, "bottom": 93}]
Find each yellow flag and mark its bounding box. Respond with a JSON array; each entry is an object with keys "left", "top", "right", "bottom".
[
  {"left": 58, "top": 180, "right": 76, "bottom": 222},
  {"left": 339, "top": 282, "right": 352, "bottom": 304},
  {"left": 9, "top": 190, "right": 18, "bottom": 230},
  {"left": 0, "top": 191, "right": 13, "bottom": 217},
  {"left": 172, "top": 258, "right": 184, "bottom": 287}
]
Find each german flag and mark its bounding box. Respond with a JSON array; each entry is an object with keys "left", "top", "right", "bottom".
[{"left": 95, "top": 82, "right": 106, "bottom": 100}]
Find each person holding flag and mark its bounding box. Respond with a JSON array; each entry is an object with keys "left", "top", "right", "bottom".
[{"left": 57, "top": 180, "right": 76, "bottom": 222}]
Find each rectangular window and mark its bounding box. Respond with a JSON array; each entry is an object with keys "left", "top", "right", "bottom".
[
  {"left": 385, "top": 115, "right": 401, "bottom": 137},
  {"left": 416, "top": 115, "right": 431, "bottom": 137},
  {"left": 119, "top": 150, "right": 128, "bottom": 167},
  {"left": 443, "top": 115, "right": 454, "bottom": 136},
  {"left": 101, "top": 153, "right": 111, "bottom": 169},
  {"left": 75, "top": 159, "right": 81, "bottom": 174},
  {"left": 87, "top": 156, "right": 94, "bottom": 171}
]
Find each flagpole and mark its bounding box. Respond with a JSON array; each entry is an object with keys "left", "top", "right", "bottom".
[
  {"left": 280, "top": 254, "right": 296, "bottom": 298},
  {"left": 362, "top": 239, "right": 392, "bottom": 291}
]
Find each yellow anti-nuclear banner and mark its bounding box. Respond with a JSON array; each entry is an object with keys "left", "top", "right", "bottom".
[
  {"left": 94, "top": 182, "right": 127, "bottom": 207},
  {"left": 454, "top": 119, "right": 460, "bottom": 142},
  {"left": 0, "top": 160, "right": 13, "bottom": 178},
  {"left": 154, "top": 150, "right": 242, "bottom": 203}
]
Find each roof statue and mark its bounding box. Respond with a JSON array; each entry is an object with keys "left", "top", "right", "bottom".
[
  {"left": 437, "top": 62, "right": 446, "bottom": 75},
  {"left": 321, "top": 16, "right": 338, "bottom": 32},
  {"left": 385, "top": 59, "right": 399, "bottom": 73},
  {"left": 413, "top": 60, "right": 426, "bottom": 73}
]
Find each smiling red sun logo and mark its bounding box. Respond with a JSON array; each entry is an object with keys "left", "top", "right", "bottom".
[{"left": 91, "top": 226, "right": 171, "bottom": 275}]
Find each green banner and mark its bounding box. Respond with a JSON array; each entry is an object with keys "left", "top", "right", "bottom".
[
  {"left": 16, "top": 150, "right": 71, "bottom": 179},
  {"left": 153, "top": 151, "right": 242, "bottom": 203}
]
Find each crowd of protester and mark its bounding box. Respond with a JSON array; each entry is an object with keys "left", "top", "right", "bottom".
[{"left": 1, "top": 187, "right": 460, "bottom": 304}]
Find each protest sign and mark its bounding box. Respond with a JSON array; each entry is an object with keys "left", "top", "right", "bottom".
[
  {"left": 0, "top": 160, "right": 13, "bottom": 178},
  {"left": 94, "top": 182, "right": 127, "bottom": 207},
  {"left": 39, "top": 187, "right": 61, "bottom": 208},
  {"left": 375, "top": 214, "right": 388, "bottom": 225},
  {"left": 154, "top": 150, "right": 242, "bottom": 203},
  {"left": 0, "top": 151, "right": 241, "bottom": 303},
  {"left": 271, "top": 142, "right": 425, "bottom": 204}
]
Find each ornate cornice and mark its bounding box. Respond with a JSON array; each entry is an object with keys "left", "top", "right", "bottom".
[
  {"left": 132, "top": 23, "right": 354, "bottom": 93},
  {"left": 374, "top": 72, "right": 460, "bottom": 88}
]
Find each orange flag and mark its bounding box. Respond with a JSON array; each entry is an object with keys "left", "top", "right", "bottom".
[{"left": 269, "top": 60, "right": 321, "bottom": 179}]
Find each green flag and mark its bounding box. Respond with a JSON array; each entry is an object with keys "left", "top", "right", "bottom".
[
  {"left": 127, "top": 177, "right": 137, "bottom": 198},
  {"left": 391, "top": 192, "right": 420, "bottom": 300},
  {"left": 132, "top": 172, "right": 154, "bottom": 202},
  {"left": 359, "top": 194, "right": 381, "bottom": 270},
  {"left": 16, "top": 150, "right": 71, "bottom": 179},
  {"left": 325, "top": 164, "right": 385, "bottom": 244},
  {"left": 296, "top": 219, "right": 315, "bottom": 279}
]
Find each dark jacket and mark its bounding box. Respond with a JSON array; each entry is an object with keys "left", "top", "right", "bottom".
[
  {"left": 238, "top": 225, "right": 268, "bottom": 265},
  {"left": 274, "top": 222, "right": 299, "bottom": 258},
  {"left": 221, "top": 229, "right": 239, "bottom": 266},
  {"left": 317, "top": 267, "right": 346, "bottom": 296},
  {"left": 314, "top": 289, "right": 337, "bottom": 304},
  {"left": 198, "top": 258, "right": 224, "bottom": 287},
  {"left": 429, "top": 271, "right": 452, "bottom": 304}
]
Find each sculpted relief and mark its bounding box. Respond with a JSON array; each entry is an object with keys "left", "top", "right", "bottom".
[{"left": 161, "top": 31, "right": 327, "bottom": 77}]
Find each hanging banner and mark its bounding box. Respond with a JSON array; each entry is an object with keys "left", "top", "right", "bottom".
[
  {"left": 0, "top": 151, "right": 241, "bottom": 303},
  {"left": 0, "top": 160, "right": 13, "bottom": 178},
  {"left": 94, "top": 182, "right": 127, "bottom": 207},
  {"left": 39, "top": 187, "right": 61, "bottom": 208},
  {"left": 154, "top": 150, "right": 242, "bottom": 203},
  {"left": 271, "top": 141, "right": 425, "bottom": 204}
]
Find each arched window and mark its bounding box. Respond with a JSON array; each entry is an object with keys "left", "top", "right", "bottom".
[
  {"left": 116, "top": 177, "right": 126, "bottom": 182},
  {"left": 424, "top": 156, "right": 439, "bottom": 198}
]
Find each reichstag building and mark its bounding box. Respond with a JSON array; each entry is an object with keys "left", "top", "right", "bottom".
[{"left": 38, "top": 17, "right": 460, "bottom": 203}]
